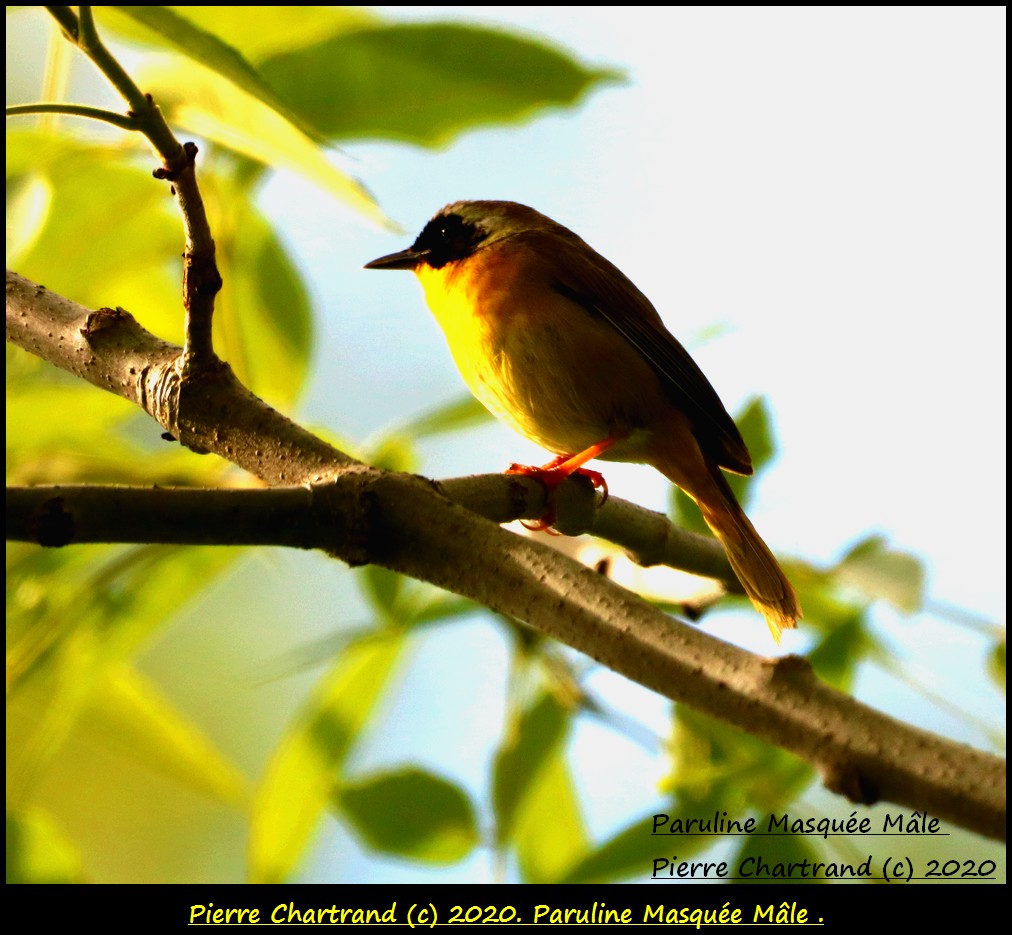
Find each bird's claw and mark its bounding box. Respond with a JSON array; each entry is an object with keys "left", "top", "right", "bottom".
[{"left": 506, "top": 461, "right": 609, "bottom": 532}]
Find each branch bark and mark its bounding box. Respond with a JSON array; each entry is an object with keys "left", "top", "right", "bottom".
[{"left": 6, "top": 272, "right": 1006, "bottom": 841}]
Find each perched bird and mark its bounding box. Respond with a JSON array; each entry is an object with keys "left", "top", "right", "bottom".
[{"left": 365, "top": 201, "right": 800, "bottom": 639}]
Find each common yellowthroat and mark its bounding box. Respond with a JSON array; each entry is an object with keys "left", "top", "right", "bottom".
[{"left": 366, "top": 201, "right": 800, "bottom": 639}]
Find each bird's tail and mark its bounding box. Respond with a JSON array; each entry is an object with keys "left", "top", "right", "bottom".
[{"left": 662, "top": 458, "right": 801, "bottom": 641}]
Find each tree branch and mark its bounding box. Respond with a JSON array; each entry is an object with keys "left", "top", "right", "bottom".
[
  {"left": 6, "top": 270, "right": 357, "bottom": 480},
  {"left": 6, "top": 482, "right": 736, "bottom": 594},
  {"left": 5, "top": 277, "right": 1007, "bottom": 841},
  {"left": 46, "top": 5, "right": 220, "bottom": 366}
]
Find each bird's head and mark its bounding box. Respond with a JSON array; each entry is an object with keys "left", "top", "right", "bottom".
[{"left": 365, "top": 201, "right": 565, "bottom": 272}]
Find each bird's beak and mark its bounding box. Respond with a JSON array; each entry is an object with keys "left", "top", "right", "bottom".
[{"left": 364, "top": 248, "right": 428, "bottom": 270}]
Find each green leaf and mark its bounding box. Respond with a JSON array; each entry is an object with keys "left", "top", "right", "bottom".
[
  {"left": 735, "top": 396, "right": 776, "bottom": 477},
  {"left": 356, "top": 567, "right": 480, "bottom": 632},
  {"left": 491, "top": 691, "right": 569, "bottom": 848},
  {"left": 207, "top": 178, "right": 314, "bottom": 406},
  {"left": 335, "top": 767, "right": 478, "bottom": 863},
  {"left": 834, "top": 535, "right": 926, "bottom": 614},
  {"left": 734, "top": 831, "right": 827, "bottom": 884},
  {"left": 7, "top": 334, "right": 232, "bottom": 489},
  {"left": 105, "top": 6, "right": 323, "bottom": 143},
  {"left": 6, "top": 810, "right": 82, "bottom": 883},
  {"left": 562, "top": 814, "right": 663, "bottom": 884},
  {"left": 6, "top": 545, "right": 242, "bottom": 800},
  {"left": 399, "top": 394, "right": 493, "bottom": 440},
  {"left": 134, "top": 56, "right": 389, "bottom": 227},
  {"left": 258, "top": 23, "right": 623, "bottom": 147},
  {"left": 7, "top": 382, "right": 137, "bottom": 456},
  {"left": 7, "top": 545, "right": 239, "bottom": 691},
  {"left": 366, "top": 434, "right": 419, "bottom": 473},
  {"left": 360, "top": 565, "right": 405, "bottom": 618},
  {"left": 412, "top": 594, "right": 479, "bottom": 628},
  {"left": 102, "top": 6, "right": 377, "bottom": 64},
  {"left": 667, "top": 707, "right": 811, "bottom": 813},
  {"left": 514, "top": 747, "right": 588, "bottom": 883},
  {"left": 724, "top": 396, "right": 776, "bottom": 508},
  {"left": 670, "top": 487, "right": 711, "bottom": 537},
  {"left": 5, "top": 172, "right": 52, "bottom": 266},
  {"left": 8, "top": 131, "right": 315, "bottom": 409},
  {"left": 804, "top": 605, "right": 872, "bottom": 691},
  {"left": 249, "top": 631, "right": 404, "bottom": 883},
  {"left": 6, "top": 129, "right": 183, "bottom": 341}
]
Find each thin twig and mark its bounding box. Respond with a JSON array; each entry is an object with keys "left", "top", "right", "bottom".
[
  {"left": 6, "top": 102, "right": 139, "bottom": 130},
  {"left": 42, "top": 5, "right": 220, "bottom": 366}
]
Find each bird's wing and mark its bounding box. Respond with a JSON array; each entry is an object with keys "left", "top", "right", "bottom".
[{"left": 543, "top": 233, "right": 753, "bottom": 475}]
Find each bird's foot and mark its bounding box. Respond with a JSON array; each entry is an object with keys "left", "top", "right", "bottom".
[{"left": 506, "top": 458, "right": 609, "bottom": 532}]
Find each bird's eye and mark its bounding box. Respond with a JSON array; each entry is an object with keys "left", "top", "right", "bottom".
[{"left": 414, "top": 214, "right": 481, "bottom": 269}]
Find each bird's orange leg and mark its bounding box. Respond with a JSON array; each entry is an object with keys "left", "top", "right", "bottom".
[{"left": 506, "top": 438, "right": 615, "bottom": 531}]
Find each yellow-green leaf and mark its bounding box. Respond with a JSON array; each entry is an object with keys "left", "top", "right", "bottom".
[
  {"left": 82, "top": 664, "right": 249, "bottom": 808},
  {"left": 203, "top": 177, "right": 314, "bottom": 406},
  {"left": 249, "top": 631, "right": 404, "bottom": 883},
  {"left": 398, "top": 394, "right": 492, "bottom": 440},
  {"left": 835, "top": 535, "right": 926, "bottom": 614},
  {"left": 492, "top": 691, "right": 569, "bottom": 847},
  {"left": 515, "top": 749, "right": 588, "bottom": 883},
  {"left": 6, "top": 809, "right": 83, "bottom": 883},
  {"left": 100, "top": 6, "right": 376, "bottom": 64},
  {"left": 105, "top": 5, "right": 322, "bottom": 142},
  {"left": 137, "top": 55, "right": 390, "bottom": 228}
]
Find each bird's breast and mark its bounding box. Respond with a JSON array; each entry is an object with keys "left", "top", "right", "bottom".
[{"left": 415, "top": 244, "right": 670, "bottom": 460}]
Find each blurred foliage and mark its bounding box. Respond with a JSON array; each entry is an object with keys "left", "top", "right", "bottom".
[
  {"left": 249, "top": 630, "right": 405, "bottom": 883},
  {"left": 5, "top": 6, "right": 1001, "bottom": 886},
  {"left": 335, "top": 767, "right": 479, "bottom": 864},
  {"left": 6, "top": 809, "right": 83, "bottom": 883}
]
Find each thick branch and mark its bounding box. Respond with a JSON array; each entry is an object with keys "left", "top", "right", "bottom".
[
  {"left": 7, "top": 485, "right": 330, "bottom": 549},
  {"left": 6, "top": 275, "right": 1006, "bottom": 841},
  {"left": 6, "top": 484, "right": 733, "bottom": 590},
  {"left": 6, "top": 271, "right": 357, "bottom": 482}
]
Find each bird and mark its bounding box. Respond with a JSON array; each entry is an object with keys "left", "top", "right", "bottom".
[{"left": 365, "top": 200, "right": 800, "bottom": 640}]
